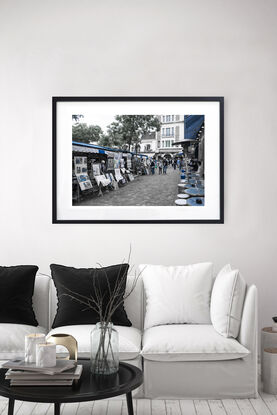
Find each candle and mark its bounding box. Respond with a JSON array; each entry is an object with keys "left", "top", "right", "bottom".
[
  {"left": 25, "top": 333, "right": 46, "bottom": 363},
  {"left": 36, "top": 343, "right": 56, "bottom": 367}
]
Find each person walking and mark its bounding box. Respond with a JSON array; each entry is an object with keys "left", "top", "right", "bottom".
[
  {"left": 163, "top": 159, "right": 168, "bottom": 174},
  {"left": 173, "top": 159, "right": 177, "bottom": 170},
  {"left": 150, "top": 159, "right": 155, "bottom": 175},
  {"left": 180, "top": 157, "right": 185, "bottom": 171},
  {"left": 158, "top": 159, "right": 163, "bottom": 175}
]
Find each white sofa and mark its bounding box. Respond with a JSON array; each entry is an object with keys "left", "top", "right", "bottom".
[{"left": 0, "top": 273, "right": 258, "bottom": 399}]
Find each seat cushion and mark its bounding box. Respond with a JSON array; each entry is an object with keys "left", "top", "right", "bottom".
[
  {"left": 47, "top": 325, "right": 141, "bottom": 361},
  {"left": 0, "top": 324, "right": 47, "bottom": 360},
  {"left": 142, "top": 325, "right": 250, "bottom": 362},
  {"left": 211, "top": 264, "right": 246, "bottom": 338},
  {"left": 140, "top": 263, "right": 213, "bottom": 330}
]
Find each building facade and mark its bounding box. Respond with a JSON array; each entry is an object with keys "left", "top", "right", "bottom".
[
  {"left": 140, "top": 115, "right": 184, "bottom": 158},
  {"left": 157, "top": 115, "right": 183, "bottom": 157},
  {"left": 140, "top": 131, "right": 157, "bottom": 156}
]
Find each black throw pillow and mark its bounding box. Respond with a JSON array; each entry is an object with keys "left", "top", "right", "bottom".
[
  {"left": 50, "top": 263, "right": 132, "bottom": 328},
  {"left": 0, "top": 265, "right": 39, "bottom": 326}
]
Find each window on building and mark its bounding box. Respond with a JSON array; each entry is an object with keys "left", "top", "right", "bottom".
[
  {"left": 172, "top": 115, "right": 174, "bottom": 121},
  {"left": 162, "top": 141, "right": 165, "bottom": 147},
  {"left": 163, "top": 116, "right": 165, "bottom": 122},
  {"left": 162, "top": 128, "right": 165, "bottom": 136},
  {"left": 175, "top": 125, "right": 179, "bottom": 138},
  {"left": 171, "top": 127, "right": 174, "bottom": 136},
  {"left": 166, "top": 128, "right": 170, "bottom": 136},
  {"left": 157, "top": 142, "right": 160, "bottom": 148},
  {"left": 176, "top": 115, "right": 180, "bottom": 121},
  {"left": 166, "top": 115, "right": 170, "bottom": 122}
]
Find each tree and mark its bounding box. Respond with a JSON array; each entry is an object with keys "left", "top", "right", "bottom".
[
  {"left": 72, "top": 123, "right": 103, "bottom": 144},
  {"left": 99, "top": 121, "right": 126, "bottom": 148},
  {"left": 106, "top": 115, "right": 160, "bottom": 151},
  {"left": 98, "top": 134, "right": 113, "bottom": 147}
]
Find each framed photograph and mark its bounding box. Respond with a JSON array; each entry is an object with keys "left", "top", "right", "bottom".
[{"left": 53, "top": 97, "right": 224, "bottom": 223}]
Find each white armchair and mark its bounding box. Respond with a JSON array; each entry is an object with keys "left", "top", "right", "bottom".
[{"left": 142, "top": 284, "right": 258, "bottom": 399}]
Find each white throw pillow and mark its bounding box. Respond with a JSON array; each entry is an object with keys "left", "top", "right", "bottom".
[
  {"left": 139, "top": 263, "right": 213, "bottom": 330},
  {"left": 210, "top": 264, "right": 246, "bottom": 338}
]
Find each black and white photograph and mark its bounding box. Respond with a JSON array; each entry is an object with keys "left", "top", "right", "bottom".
[
  {"left": 72, "top": 114, "right": 205, "bottom": 207},
  {"left": 53, "top": 97, "right": 223, "bottom": 223}
]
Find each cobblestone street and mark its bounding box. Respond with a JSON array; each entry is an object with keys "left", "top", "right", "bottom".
[{"left": 79, "top": 166, "right": 180, "bottom": 206}]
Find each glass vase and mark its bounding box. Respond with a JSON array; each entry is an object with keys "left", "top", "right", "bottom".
[{"left": 90, "top": 322, "right": 119, "bottom": 375}]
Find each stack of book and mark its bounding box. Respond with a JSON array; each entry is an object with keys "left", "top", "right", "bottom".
[{"left": 3, "top": 359, "right": 83, "bottom": 386}]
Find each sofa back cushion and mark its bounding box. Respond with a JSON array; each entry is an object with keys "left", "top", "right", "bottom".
[
  {"left": 0, "top": 265, "right": 39, "bottom": 326},
  {"left": 210, "top": 264, "right": 246, "bottom": 338},
  {"left": 49, "top": 274, "right": 143, "bottom": 331},
  {"left": 140, "top": 263, "right": 213, "bottom": 330},
  {"left": 124, "top": 274, "right": 143, "bottom": 330},
  {"left": 33, "top": 273, "right": 51, "bottom": 329},
  {"left": 50, "top": 263, "right": 132, "bottom": 328}
]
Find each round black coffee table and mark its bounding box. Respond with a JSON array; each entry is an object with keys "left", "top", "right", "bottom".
[{"left": 0, "top": 360, "right": 143, "bottom": 415}]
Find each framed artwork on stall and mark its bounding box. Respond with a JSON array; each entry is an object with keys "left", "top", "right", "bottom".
[{"left": 52, "top": 96, "right": 224, "bottom": 223}]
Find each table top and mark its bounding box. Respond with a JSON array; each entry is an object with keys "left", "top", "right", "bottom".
[
  {"left": 264, "top": 348, "right": 277, "bottom": 354},
  {"left": 187, "top": 197, "right": 205, "bottom": 206},
  {"left": 262, "top": 327, "right": 277, "bottom": 334},
  {"left": 0, "top": 360, "right": 143, "bottom": 403},
  {"left": 177, "top": 194, "right": 190, "bottom": 199},
  {"left": 185, "top": 187, "right": 205, "bottom": 197},
  {"left": 175, "top": 199, "right": 187, "bottom": 206}
]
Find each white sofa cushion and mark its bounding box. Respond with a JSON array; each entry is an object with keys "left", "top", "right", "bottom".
[
  {"left": 211, "top": 264, "right": 246, "bottom": 338},
  {"left": 0, "top": 324, "right": 47, "bottom": 360},
  {"left": 142, "top": 324, "right": 250, "bottom": 362},
  {"left": 47, "top": 325, "right": 141, "bottom": 361},
  {"left": 140, "top": 263, "right": 213, "bottom": 330},
  {"left": 33, "top": 273, "right": 51, "bottom": 329}
]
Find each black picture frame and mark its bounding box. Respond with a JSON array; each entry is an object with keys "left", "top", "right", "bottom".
[{"left": 52, "top": 96, "right": 224, "bottom": 224}]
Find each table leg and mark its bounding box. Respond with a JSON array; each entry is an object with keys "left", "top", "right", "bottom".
[
  {"left": 54, "top": 403, "right": 60, "bottom": 415},
  {"left": 126, "top": 392, "right": 134, "bottom": 415},
  {"left": 8, "top": 399, "right": 14, "bottom": 415}
]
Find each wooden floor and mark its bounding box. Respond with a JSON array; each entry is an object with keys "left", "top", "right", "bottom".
[{"left": 1, "top": 392, "right": 277, "bottom": 415}]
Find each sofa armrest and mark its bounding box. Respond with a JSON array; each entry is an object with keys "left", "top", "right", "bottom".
[{"left": 237, "top": 285, "right": 258, "bottom": 353}]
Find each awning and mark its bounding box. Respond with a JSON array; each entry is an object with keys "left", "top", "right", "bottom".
[
  {"left": 73, "top": 141, "right": 148, "bottom": 158},
  {"left": 73, "top": 140, "right": 123, "bottom": 154},
  {"left": 184, "top": 115, "right": 204, "bottom": 140},
  {"left": 173, "top": 139, "right": 195, "bottom": 146},
  {"left": 72, "top": 144, "right": 99, "bottom": 154}
]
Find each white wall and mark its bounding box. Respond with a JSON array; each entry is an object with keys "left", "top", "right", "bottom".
[{"left": 0, "top": 0, "right": 276, "bottom": 333}]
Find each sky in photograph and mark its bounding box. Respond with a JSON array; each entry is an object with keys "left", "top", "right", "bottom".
[
  {"left": 74, "top": 113, "right": 189, "bottom": 134},
  {"left": 78, "top": 114, "right": 118, "bottom": 133}
]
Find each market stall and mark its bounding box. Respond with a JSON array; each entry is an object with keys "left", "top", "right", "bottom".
[{"left": 72, "top": 141, "right": 148, "bottom": 203}]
